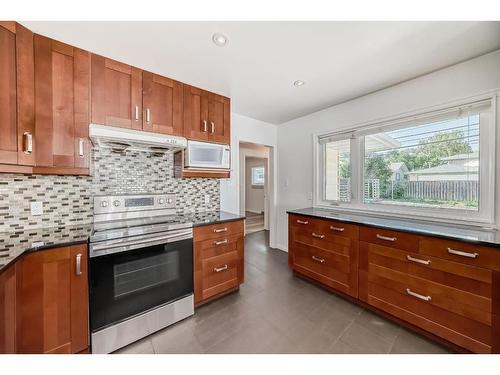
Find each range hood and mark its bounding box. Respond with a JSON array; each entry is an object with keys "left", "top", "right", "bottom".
[{"left": 89, "top": 124, "right": 187, "bottom": 153}]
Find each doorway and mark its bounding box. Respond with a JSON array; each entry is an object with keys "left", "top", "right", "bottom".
[{"left": 239, "top": 142, "right": 271, "bottom": 235}]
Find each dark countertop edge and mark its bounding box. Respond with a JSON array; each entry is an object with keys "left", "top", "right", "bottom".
[
  {"left": 287, "top": 208, "right": 500, "bottom": 249},
  {"left": 193, "top": 215, "right": 246, "bottom": 227},
  {"left": 0, "top": 238, "right": 89, "bottom": 275}
]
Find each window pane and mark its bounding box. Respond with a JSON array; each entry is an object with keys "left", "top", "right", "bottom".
[
  {"left": 363, "top": 113, "right": 481, "bottom": 210},
  {"left": 324, "top": 139, "right": 351, "bottom": 202},
  {"left": 252, "top": 166, "right": 265, "bottom": 185}
]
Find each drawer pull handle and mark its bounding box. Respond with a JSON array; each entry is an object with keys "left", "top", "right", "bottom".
[
  {"left": 330, "top": 226, "right": 345, "bottom": 232},
  {"left": 406, "top": 288, "right": 431, "bottom": 302},
  {"left": 75, "top": 253, "right": 82, "bottom": 276},
  {"left": 24, "top": 132, "right": 33, "bottom": 154},
  {"left": 447, "top": 247, "right": 479, "bottom": 259},
  {"left": 406, "top": 255, "right": 431, "bottom": 265},
  {"left": 296, "top": 220, "right": 309, "bottom": 225},
  {"left": 311, "top": 255, "right": 325, "bottom": 263},
  {"left": 376, "top": 234, "right": 397, "bottom": 242},
  {"left": 213, "top": 228, "right": 228, "bottom": 233},
  {"left": 312, "top": 233, "right": 325, "bottom": 239},
  {"left": 214, "top": 264, "right": 228, "bottom": 273},
  {"left": 214, "top": 239, "right": 228, "bottom": 246}
]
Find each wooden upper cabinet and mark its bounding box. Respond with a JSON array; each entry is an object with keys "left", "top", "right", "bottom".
[
  {"left": 142, "top": 72, "right": 183, "bottom": 135},
  {"left": 91, "top": 54, "right": 142, "bottom": 129},
  {"left": 208, "top": 92, "right": 230, "bottom": 144},
  {"left": 34, "top": 35, "right": 90, "bottom": 171},
  {"left": 0, "top": 22, "right": 35, "bottom": 167},
  {"left": 16, "top": 245, "right": 89, "bottom": 354},
  {"left": 183, "top": 85, "right": 230, "bottom": 144}
]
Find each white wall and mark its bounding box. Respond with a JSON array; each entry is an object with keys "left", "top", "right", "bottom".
[
  {"left": 245, "top": 157, "right": 267, "bottom": 214},
  {"left": 220, "top": 113, "right": 278, "bottom": 246},
  {"left": 276, "top": 49, "right": 500, "bottom": 251}
]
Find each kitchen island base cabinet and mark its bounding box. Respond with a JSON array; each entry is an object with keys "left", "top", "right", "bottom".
[
  {"left": 16, "top": 244, "right": 89, "bottom": 354},
  {"left": 193, "top": 220, "right": 244, "bottom": 306},
  {"left": 288, "top": 212, "right": 500, "bottom": 354}
]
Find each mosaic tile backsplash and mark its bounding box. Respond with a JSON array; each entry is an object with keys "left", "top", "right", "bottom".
[{"left": 0, "top": 147, "right": 220, "bottom": 232}]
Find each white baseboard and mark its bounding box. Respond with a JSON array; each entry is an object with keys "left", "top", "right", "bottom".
[
  {"left": 276, "top": 244, "right": 288, "bottom": 252},
  {"left": 246, "top": 209, "right": 263, "bottom": 214}
]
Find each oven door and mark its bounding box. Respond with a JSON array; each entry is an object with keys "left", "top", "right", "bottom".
[{"left": 89, "top": 238, "right": 193, "bottom": 332}]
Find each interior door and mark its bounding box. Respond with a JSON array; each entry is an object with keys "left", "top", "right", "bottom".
[
  {"left": 91, "top": 54, "right": 142, "bottom": 129},
  {"left": 183, "top": 85, "right": 209, "bottom": 141},
  {"left": 208, "top": 93, "right": 230, "bottom": 144},
  {"left": 34, "top": 35, "right": 90, "bottom": 169},
  {"left": 142, "top": 72, "right": 183, "bottom": 135}
]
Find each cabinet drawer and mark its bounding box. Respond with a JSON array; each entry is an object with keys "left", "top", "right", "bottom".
[
  {"left": 293, "top": 244, "right": 351, "bottom": 293},
  {"left": 293, "top": 228, "right": 352, "bottom": 255},
  {"left": 420, "top": 237, "right": 500, "bottom": 272},
  {"left": 367, "top": 242, "right": 492, "bottom": 298},
  {"left": 290, "top": 215, "right": 358, "bottom": 239},
  {"left": 360, "top": 226, "right": 419, "bottom": 253},
  {"left": 197, "top": 234, "right": 241, "bottom": 259},
  {"left": 201, "top": 251, "right": 239, "bottom": 301},
  {"left": 194, "top": 220, "right": 244, "bottom": 242}
]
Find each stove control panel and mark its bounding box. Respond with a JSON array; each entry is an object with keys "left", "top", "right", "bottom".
[{"left": 94, "top": 194, "right": 176, "bottom": 215}]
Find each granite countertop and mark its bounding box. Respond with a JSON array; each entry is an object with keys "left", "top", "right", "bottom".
[
  {"left": 288, "top": 207, "right": 500, "bottom": 248},
  {"left": 0, "top": 211, "right": 245, "bottom": 272}
]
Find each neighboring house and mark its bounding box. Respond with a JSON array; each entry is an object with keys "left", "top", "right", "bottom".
[
  {"left": 388, "top": 162, "right": 408, "bottom": 182},
  {"left": 408, "top": 152, "right": 479, "bottom": 181}
]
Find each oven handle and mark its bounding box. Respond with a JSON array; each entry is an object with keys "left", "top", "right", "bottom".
[{"left": 90, "top": 230, "right": 192, "bottom": 258}]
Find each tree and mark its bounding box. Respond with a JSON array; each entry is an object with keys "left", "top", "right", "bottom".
[
  {"left": 339, "top": 158, "right": 350, "bottom": 179},
  {"left": 365, "top": 155, "right": 392, "bottom": 181}
]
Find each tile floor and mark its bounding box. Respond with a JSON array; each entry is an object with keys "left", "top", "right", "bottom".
[{"left": 115, "top": 231, "right": 452, "bottom": 354}]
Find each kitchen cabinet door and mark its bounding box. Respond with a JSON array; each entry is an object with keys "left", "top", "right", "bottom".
[
  {"left": 0, "top": 265, "right": 16, "bottom": 354},
  {"left": 91, "top": 54, "right": 142, "bottom": 129},
  {"left": 0, "top": 22, "right": 35, "bottom": 167},
  {"left": 34, "top": 35, "right": 90, "bottom": 172},
  {"left": 208, "top": 93, "right": 230, "bottom": 145},
  {"left": 16, "top": 244, "right": 89, "bottom": 354},
  {"left": 183, "top": 85, "right": 209, "bottom": 141},
  {"left": 142, "top": 72, "right": 183, "bottom": 135}
]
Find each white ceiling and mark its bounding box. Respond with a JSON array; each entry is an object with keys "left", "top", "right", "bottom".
[{"left": 21, "top": 21, "right": 500, "bottom": 124}]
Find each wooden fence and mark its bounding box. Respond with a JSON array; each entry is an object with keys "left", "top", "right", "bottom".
[{"left": 404, "top": 180, "right": 478, "bottom": 202}]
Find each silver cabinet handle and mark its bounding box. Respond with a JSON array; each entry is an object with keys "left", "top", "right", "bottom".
[
  {"left": 146, "top": 108, "right": 151, "bottom": 123},
  {"left": 376, "top": 234, "right": 397, "bottom": 242},
  {"left": 311, "top": 255, "right": 325, "bottom": 263},
  {"left": 296, "top": 220, "right": 309, "bottom": 225},
  {"left": 406, "top": 288, "right": 431, "bottom": 302},
  {"left": 135, "top": 105, "right": 139, "bottom": 121},
  {"left": 23, "top": 132, "right": 33, "bottom": 154},
  {"left": 214, "top": 264, "right": 228, "bottom": 273},
  {"left": 214, "top": 239, "right": 228, "bottom": 246},
  {"left": 78, "top": 138, "right": 84, "bottom": 157},
  {"left": 211, "top": 121, "right": 215, "bottom": 134},
  {"left": 203, "top": 120, "right": 208, "bottom": 132},
  {"left": 75, "top": 253, "right": 82, "bottom": 276},
  {"left": 213, "top": 227, "right": 227, "bottom": 233},
  {"left": 447, "top": 247, "right": 479, "bottom": 259},
  {"left": 312, "top": 232, "right": 325, "bottom": 239},
  {"left": 330, "top": 226, "right": 345, "bottom": 232},
  {"left": 406, "top": 255, "right": 431, "bottom": 265}
]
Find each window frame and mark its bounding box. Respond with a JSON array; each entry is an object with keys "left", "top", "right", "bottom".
[{"left": 313, "top": 94, "right": 497, "bottom": 226}]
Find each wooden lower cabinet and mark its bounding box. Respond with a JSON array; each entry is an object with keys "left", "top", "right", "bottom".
[
  {"left": 0, "top": 264, "right": 17, "bottom": 353},
  {"left": 288, "top": 213, "right": 500, "bottom": 353},
  {"left": 194, "top": 220, "right": 244, "bottom": 306},
  {"left": 15, "top": 244, "right": 89, "bottom": 354}
]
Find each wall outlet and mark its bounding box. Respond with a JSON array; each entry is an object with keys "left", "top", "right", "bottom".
[
  {"left": 204, "top": 195, "right": 210, "bottom": 205},
  {"left": 31, "top": 201, "right": 43, "bottom": 216}
]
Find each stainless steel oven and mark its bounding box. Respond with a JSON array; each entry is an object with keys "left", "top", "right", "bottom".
[{"left": 89, "top": 194, "right": 194, "bottom": 353}]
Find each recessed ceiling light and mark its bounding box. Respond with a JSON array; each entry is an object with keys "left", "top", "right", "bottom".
[
  {"left": 293, "top": 80, "right": 305, "bottom": 87},
  {"left": 212, "top": 33, "right": 228, "bottom": 47}
]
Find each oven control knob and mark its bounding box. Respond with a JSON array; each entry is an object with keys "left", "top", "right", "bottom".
[
  {"left": 113, "top": 200, "right": 120, "bottom": 207},
  {"left": 167, "top": 198, "right": 173, "bottom": 204},
  {"left": 158, "top": 198, "right": 165, "bottom": 205},
  {"left": 101, "top": 201, "right": 108, "bottom": 208}
]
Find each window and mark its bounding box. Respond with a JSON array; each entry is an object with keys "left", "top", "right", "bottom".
[
  {"left": 324, "top": 139, "right": 351, "bottom": 202},
  {"left": 314, "top": 98, "right": 495, "bottom": 224},
  {"left": 251, "top": 166, "right": 265, "bottom": 186}
]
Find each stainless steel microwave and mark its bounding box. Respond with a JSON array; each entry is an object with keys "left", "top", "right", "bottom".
[{"left": 185, "top": 140, "right": 230, "bottom": 169}]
